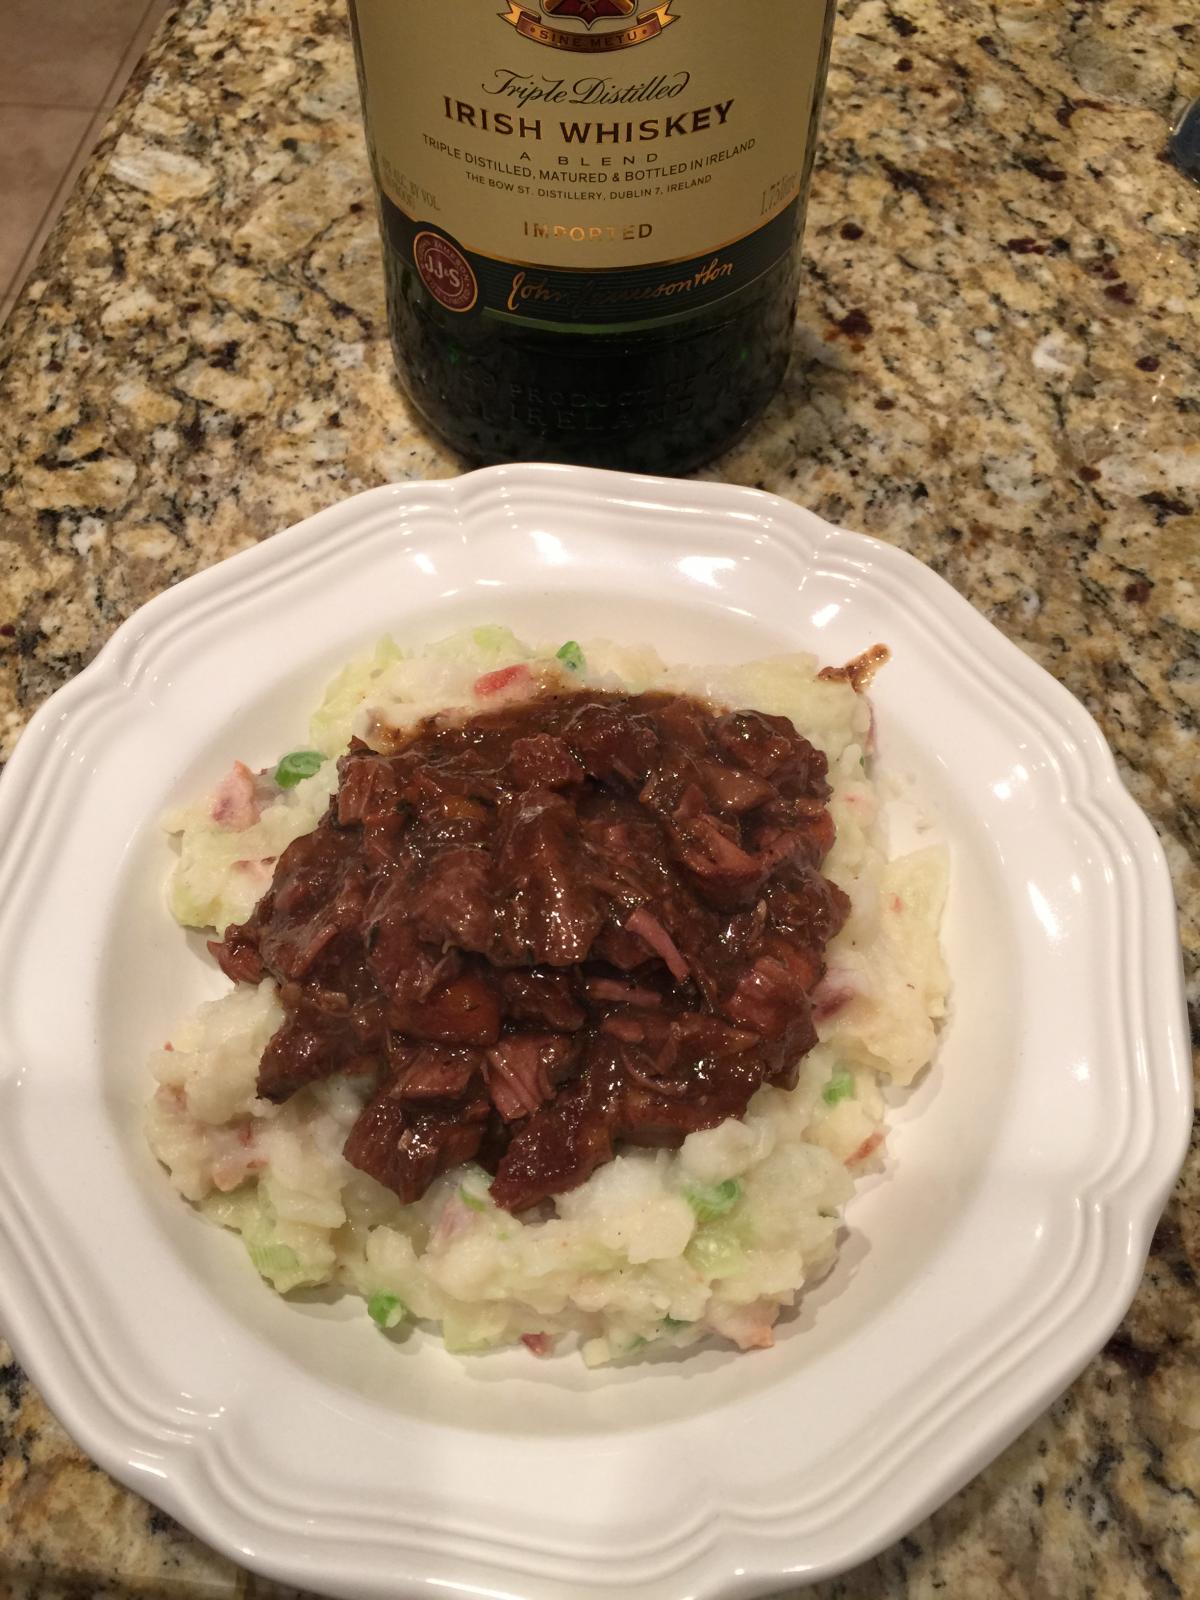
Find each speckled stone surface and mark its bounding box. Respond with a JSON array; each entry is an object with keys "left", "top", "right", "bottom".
[{"left": 0, "top": 1, "right": 1196, "bottom": 1596}]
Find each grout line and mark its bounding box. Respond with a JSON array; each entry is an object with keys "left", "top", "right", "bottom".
[
  {"left": 0, "top": 3, "right": 171, "bottom": 323},
  {"left": 0, "top": 101, "right": 106, "bottom": 112},
  {"left": 0, "top": 107, "right": 107, "bottom": 313},
  {"left": 102, "top": 0, "right": 171, "bottom": 107}
]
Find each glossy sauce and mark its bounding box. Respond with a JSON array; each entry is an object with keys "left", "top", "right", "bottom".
[{"left": 211, "top": 690, "right": 849, "bottom": 1213}]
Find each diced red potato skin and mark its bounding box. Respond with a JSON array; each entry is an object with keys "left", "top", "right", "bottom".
[
  {"left": 733, "top": 1326, "right": 775, "bottom": 1352},
  {"left": 212, "top": 1143, "right": 266, "bottom": 1192},
  {"left": 210, "top": 761, "right": 261, "bottom": 831},
  {"left": 210, "top": 689, "right": 849, "bottom": 1213},
  {"left": 474, "top": 664, "right": 531, "bottom": 698},
  {"left": 847, "top": 1130, "right": 885, "bottom": 1166},
  {"left": 706, "top": 1298, "right": 780, "bottom": 1351},
  {"left": 153, "top": 1093, "right": 267, "bottom": 1193},
  {"left": 430, "top": 1193, "right": 479, "bottom": 1248}
]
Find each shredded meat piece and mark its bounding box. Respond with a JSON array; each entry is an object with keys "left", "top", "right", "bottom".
[
  {"left": 500, "top": 969, "right": 587, "bottom": 1030},
  {"left": 624, "top": 907, "right": 690, "bottom": 981},
  {"left": 210, "top": 689, "right": 849, "bottom": 1212},
  {"left": 483, "top": 1033, "right": 578, "bottom": 1122},
  {"left": 393, "top": 1044, "right": 481, "bottom": 1102},
  {"left": 343, "top": 1080, "right": 491, "bottom": 1204}
]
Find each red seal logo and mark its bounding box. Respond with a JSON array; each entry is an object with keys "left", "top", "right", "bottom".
[{"left": 413, "top": 232, "right": 478, "bottom": 313}]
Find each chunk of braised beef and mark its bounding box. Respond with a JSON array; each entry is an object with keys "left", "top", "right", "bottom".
[
  {"left": 483, "top": 1032, "right": 579, "bottom": 1122},
  {"left": 257, "top": 1014, "right": 370, "bottom": 1102},
  {"left": 589, "top": 920, "right": 658, "bottom": 970},
  {"left": 645, "top": 1012, "right": 760, "bottom": 1083},
  {"left": 637, "top": 760, "right": 701, "bottom": 819},
  {"left": 765, "top": 873, "right": 851, "bottom": 948},
  {"left": 562, "top": 701, "right": 660, "bottom": 785},
  {"left": 344, "top": 1080, "right": 491, "bottom": 1203},
  {"left": 721, "top": 942, "right": 820, "bottom": 1040},
  {"left": 617, "top": 1024, "right": 767, "bottom": 1146},
  {"left": 388, "top": 964, "right": 502, "bottom": 1046},
  {"left": 807, "top": 809, "right": 838, "bottom": 863},
  {"left": 358, "top": 810, "right": 410, "bottom": 873},
  {"left": 751, "top": 825, "right": 810, "bottom": 875},
  {"left": 617, "top": 1085, "right": 744, "bottom": 1146},
  {"left": 505, "top": 733, "right": 584, "bottom": 790},
  {"left": 363, "top": 896, "right": 444, "bottom": 999},
  {"left": 278, "top": 979, "right": 351, "bottom": 1018},
  {"left": 698, "top": 759, "right": 775, "bottom": 814},
  {"left": 584, "top": 975, "right": 665, "bottom": 1008},
  {"left": 392, "top": 1043, "right": 482, "bottom": 1102},
  {"left": 209, "top": 928, "right": 265, "bottom": 985},
  {"left": 500, "top": 969, "right": 586, "bottom": 1030},
  {"left": 260, "top": 880, "right": 368, "bottom": 981},
  {"left": 577, "top": 812, "right": 661, "bottom": 902},
  {"left": 668, "top": 811, "right": 765, "bottom": 908},
  {"left": 490, "top": 789, "right": 604, "bottom": 965},
  {"left": 234, "top": 827, "right": 358, "bottom": 978},
  {"left": 336, "top": 742, "right": 402, "bottom": 826},
  {"left": 601, "top": 1011, "right": 757, "bottom": 1099},
  {"left": 714, "top": 709, "right": 827, "bottom": 789},
  {"left": 409, "top": 845, "right": 492, "bottom": 951},
  {"left": 748, "top": 796, "right": 836, "bottom": 871},
  {"left": 488, "top": 1051, "right": 619, "bottom": 1211},
  {"left": 759, "top": 1009, "right": 818, "bottom": 1092},
  {"left": 406, "top": 779, "right": 490, "bottom": 830}
]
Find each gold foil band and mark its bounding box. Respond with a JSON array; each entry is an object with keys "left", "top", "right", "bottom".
[{"left": 500, "top": 3, "right": 676, "bottom": 54}]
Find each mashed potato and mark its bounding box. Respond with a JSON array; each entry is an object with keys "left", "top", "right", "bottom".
[{"left": 147, "top": 628, "right": 947, "bottom": 1363}]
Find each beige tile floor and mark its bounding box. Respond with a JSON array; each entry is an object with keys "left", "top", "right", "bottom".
[{"left": 0, "top": 0, "right": 172, "bottom": 326}]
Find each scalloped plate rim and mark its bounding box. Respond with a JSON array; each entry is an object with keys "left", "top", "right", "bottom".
[{"left": 0, "top": 462, "right": 1189, "bottom": 1600}]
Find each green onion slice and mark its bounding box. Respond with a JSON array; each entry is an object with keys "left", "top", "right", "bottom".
[
  {"left": 274, "top": 749, "right": 325, "bottom": 788},
  {"left": 822, "top": 1069, "right": 855, "bottom": 1106},
  {"left": 684, "top": 1178, "right": 742, "bottom": 1223}
]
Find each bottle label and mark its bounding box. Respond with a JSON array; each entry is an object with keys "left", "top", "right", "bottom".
[{"left": 351, "top": 0, "right": 834, "bottom": 330}]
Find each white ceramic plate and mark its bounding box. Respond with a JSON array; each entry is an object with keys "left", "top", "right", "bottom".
[{"left": 0, "top": 464, "right": 1189, "bottom": 1600}]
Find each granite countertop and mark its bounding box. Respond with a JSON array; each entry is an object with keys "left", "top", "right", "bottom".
[{"left": 0, "top": 0, "right": 1197, "bottom": 1596}]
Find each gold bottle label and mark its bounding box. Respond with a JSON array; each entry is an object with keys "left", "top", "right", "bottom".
[{"left": 350, "top": 0, "right": 834, "bottom": 328}]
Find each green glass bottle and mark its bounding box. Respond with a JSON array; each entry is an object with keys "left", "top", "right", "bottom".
[{"left": 349, "top": 1, "right": 836, "bottom": 473}]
